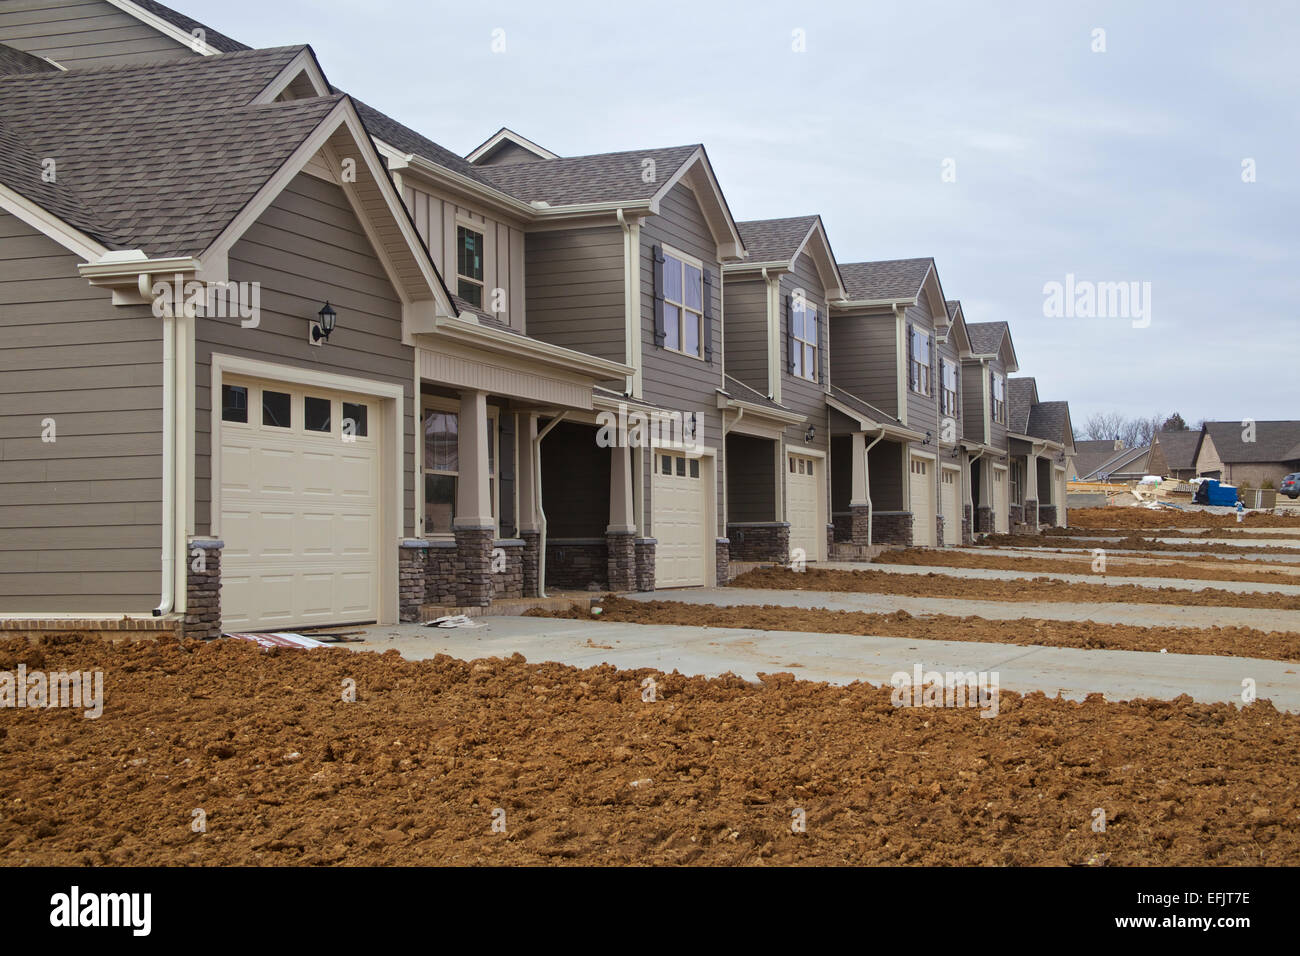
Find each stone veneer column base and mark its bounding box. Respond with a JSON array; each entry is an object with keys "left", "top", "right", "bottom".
[
  {"left": 520, "top": 531, "right": 541, "bottom": 597},
  {"left": 493, "top": 539, "right": 525, "bottom": 599},
  {"left": 962, "top": 504, "right": 973, "bottom": 545},
  {"left": 1037, "top": 504, "right": 1057, "bottom": 528},
  {"left": 936, "top": 515, "right": 945, "bottom": 547},
  {"left": 975, "top": 504, "right": 994, "bottom": 534},
  {"left": 184, "top": 538, "right": 223, "bottom": 639},
  {"left": 872, "top": 511, "right": 914, "bottom": 546},
  {"left": 850, "top": 504, "right": 871, "bottom": 545},
  {"left": 398, "top": 540, "right": 427, "bottom": 622},
  {"left": 715, "top": 538, "right": 730, "bottom": 586},
  {"left": 726, "top": 522, "right": 790, "bottom": 563},
  {"left": 606, "top": 531, "right": 637, "bottom": 591},
  {"left": 454, "top": 525, "right": 495, "bottom": 607},
  {"left": 635, "top": 538, "right": 656, "bottom": 592},
  {"left": 1023, "top": 498, "right": 1039, "bottom": 530}
]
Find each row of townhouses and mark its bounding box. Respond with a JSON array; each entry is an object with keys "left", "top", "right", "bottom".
[{"left": 0, "top": 0, "right": 1076, "bottom": 638}]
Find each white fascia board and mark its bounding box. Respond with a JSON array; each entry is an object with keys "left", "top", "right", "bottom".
[
  {"left": 251, "top": 48, "right": 330, "bottom": 103},
  {"left": 650, "top": 147, "right": 746, "bottom": 259},
  {"left": 390, "top": 148, "right": 538, "bottom": 219},
  {"left": 719, "top": 395, "right": 806, "bottom": 427},
  {"left": 829, "top": 296, "right": 917, "bottom": 310},
  {"left": 466, "top": 128, "right": 558, "bottom": 163},
  {"left": 0, "top": 183, "right": 108, "bottom": 262},
  {"left": 723, "top": 260, "right": 791, "bottom": 275},
  {"left": 107, "top": 0, "right": 221, "bottom": 55}
]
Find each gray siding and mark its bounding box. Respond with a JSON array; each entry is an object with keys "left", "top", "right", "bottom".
[
  {"left": 197, "top": 172, "right": 416, "bottom": 537},
  {"left": 638, "top": 183, "right": 725, "bottom": 537},
  {"left": 0, "top": 0, "right": 192, "bottom": 67},
  {"left": 960, "top": 360, "right": 986, "bottom": 444},
  {"left": 524, "top": 225, "right": 625, "bottom": 363},
  {"left": 474, "top": 141, "right": 545, "bottom": 166},
  {"left": 726, "top": 433, "right": 776, "bottom": 522},
  {"left": 903, "top": 303, "right": 938, "bottom": 440},
  {"left": 988, "top": 357, "right": 1008, "bottom": 450},
  {"left": 935, "top": 332, "right": 963, "bottom": 441},
  {"left": 829, "top": 307, "right": 897, "bottom": 417},
  {"left": 720, "top": 275, "right": 768, "bottom": 396},
  {"left": 778, "top": 250, "right": 829, "bottom": 452},
  {"left": 0, "top": 210, "right": 163, "bottom": 612}
]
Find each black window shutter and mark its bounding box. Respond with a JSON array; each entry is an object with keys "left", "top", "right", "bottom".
[
  {"left": 702, "top": 268, "right": 714, "bottom": 364},
  {"left": 906, "top": 323, "right": 915, "bottom": 389},
  {"left": 652, "top": 244, "right": 666, "bottom": 347},
  {"left": 819, "top": 307, "right": 827, "bottom": 386},
  {"left": 784, "top": 293, "right": 794, "bottom": 374}
]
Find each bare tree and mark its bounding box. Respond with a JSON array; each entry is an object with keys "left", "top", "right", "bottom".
[
  {"left": 1121, "top": 413, "right": 1164, "bottom": 448},
  {"left": 1082, "top": 411, "right": 1126, "bottom": 442}
]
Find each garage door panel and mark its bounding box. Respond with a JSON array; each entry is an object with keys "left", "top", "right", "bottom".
[
  {"left": 941, "top": 467, "right": 960, "bottom": 546},
  {"left": 787, "top": 453, "right": 821, "bottom": 562},
  {"left": 653, "top": 452, "right": 707, "bottom": 589},
  {"left": 220, "top": 378, "right": 381, "bottom": 630},
  {"left": 909, "top": 456, "right": 936, "bottom": 547}
]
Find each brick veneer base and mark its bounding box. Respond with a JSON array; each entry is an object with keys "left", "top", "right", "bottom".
[
  {"left": 607, "top": 531, "right": 636, "bottom": 591},
  {"left": 493, "top": 539, "right": 525, "bottom": 599},
  {"left": 1023, "top": 498, "right": 1039, "bottom": 529},
  {"left": 715, "top": 538, "right": 729, "bottom": 586},
  {"left": 635, "top": 538, "right": 656, "bottom": 592},
  {"left": 872, "top": 511, "right": 914, "bottom": 546},
  {"left": 521, "top": 531, "right": 540, "bottom": 597},
  {"left": 425, "top": 541, "right": 458, "bottom": 606},
  {"left": 962, "top": 504, "right": 973, "bottom": 545},
  {"left": 399, "top": 541, "right": 427, "bottom": 622},
  {"left": 546, "top": 538, "right": 608, "bottom": 591},
  {"left": 1037, "top": 504, "right": 1057, "bottom": 528},
  {"left": 1009, "top": 503, "right": 1025, "bottom": 528},
  {"left": 975, "top": 504, "right": 993, "bottom": 534},
  {"left": 936, "top": 515, "right": 945, "bottom": 548},
  {"left": 184, "top": 538, "right": 223, "bottom": 639},
  {"left": 727, "top": 522, "right": 789, "bottom": 563}
]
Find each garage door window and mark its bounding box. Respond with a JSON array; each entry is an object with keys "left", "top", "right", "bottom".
[
  {"left": 304, "top": 396, "right": 331, "bottom": 432},
  {"left": 342, "top": 402, "right": 368, "bottom": 438},
  {"left": 424, "top": 405, "right": 496, "bottom": 536},
  {"left": 262, "top": 390, "right": 291, "bottom": 428},
  {"left": 661, "top": 453, "right": 699, "bottom": 479},
  {"left": 221, "top": 384, "right": 248, "bottom": 423}
]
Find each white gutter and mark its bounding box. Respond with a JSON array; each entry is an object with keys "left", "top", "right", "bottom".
[
  {"left": 723, "top": 406, "right": 744, "bottom": 435},
  {"left": 533, "top": 411, "right": 568, "bottom": 598},
  {"left": 863, "top": 430, "right": 885, "bottom": 547}
]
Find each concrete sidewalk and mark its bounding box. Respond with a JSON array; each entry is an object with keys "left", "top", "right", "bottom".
[
  {"left": 345, "top": 616, "right": 1300, "bottom": 712},
  {"left": 830, "top": 561, "right": 1300, "bottom": 595},
  {"left": 629, "top": 586, "right": 1300, "bottom": 631}
]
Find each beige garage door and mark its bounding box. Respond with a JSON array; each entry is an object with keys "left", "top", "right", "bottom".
[
  {"left": 941, "top": 466, "right": 961, "bottom": 546},
  {"left": 219, "top": 379, "right": 381, "bottom": 631},
  {"left": 653, "top": 451, "right": 707, "bottom": 588},
  {"left": 787, "top": 452, "right": 821, "bottom": 563},
  {"left": 909, "top": 455, "right": 936, "bottom": 547},
  {"left": 992, "top": 467, "right": 1010, "bottom": 533}
]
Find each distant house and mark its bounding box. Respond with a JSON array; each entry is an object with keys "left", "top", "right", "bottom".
[
  {"left": 1146, "top": 430, "right": 1201, "bottom": 480},
  {"left": 1195, "top": 421, "right": 1300, "bottom": 487},
  {"left": 1070, "top": 439, "right": 1124, "bottom": 480}
]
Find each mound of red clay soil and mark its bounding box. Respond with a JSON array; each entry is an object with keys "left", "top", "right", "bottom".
[
  {"left": 729, "top": 566, "right": 1300, "bottom": 610},
  {"left": 1067, "top": 507, "right": 1300, "bottom": 530},
  {"left": 0, "top": 634, "right": 1296, "bottom": 866}
]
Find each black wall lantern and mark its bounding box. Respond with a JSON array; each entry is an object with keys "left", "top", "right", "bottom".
[
  {"left": 310, "top": 301, "right": 337, "bottom": 345},
  {"left": 804, "top": 424, "right": 816, "bottom": 443}
]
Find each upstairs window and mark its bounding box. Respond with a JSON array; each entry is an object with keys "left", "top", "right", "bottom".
[
  {"left": 457, "top": 225, "right": 484, "bottom": 307},
  {"left": 992, "top": 372, "right": 1006, "bottom": 424},
  {"left": 662, "top": 251, "right": 703, "bottom": 358},
  {"left": 790, "top": 300, "right": 818, "bottom": 381},
  {"left": 909, "top": 326, "right": 931, "bottom": 395},
  {"left": 940, "top": 359, "right": 959, "bottom": 417}
]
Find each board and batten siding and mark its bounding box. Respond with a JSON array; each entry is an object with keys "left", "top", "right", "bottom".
[
  {"left": 0, "top": 0, "right": 193, "bottom": 67},
  {"left": 829, "top": 307, "right": 898, "bottom": 418},
  {"left": 960, "top": 360, "right": 986, "bottom": 444},
  {"left": 778, "top": 250, "right": 829, "bottom": 445},
  {"left": 0, "top": 209, "right": 163, "bottom": 612},
  {"left": 399, "top": 182, "right": 526, "bottom": 332},
  {"left": 903, "top": 303, "right": 939, "bottom": 441},
  {"left": 986, "top": 355, "right": 1008, "bottom": 450},
  {"left": 935, "top": 331, "right": 963, "bottom": 442},
  {"left": 720, "top": 275, "right": 769, "bottom": 396},
  {"left": 638, "top": 183, "right": 726, "bottom": 538},
  {"left": 524, "top": 225, "right": 626, "bottom": 364},
  {"left": 196, "top": 172, "right": 416, "bottom": 538}
]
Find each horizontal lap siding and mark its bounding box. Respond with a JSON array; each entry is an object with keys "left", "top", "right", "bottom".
[
  {"left": 200, "top": 173, "right": 415, "bottom": 537},
  {"left": 0, "top": 210, "right": 163, "bottom": 612},
  {"left": 726, "top": 434, "right": 775, "bottom": 522},
  {"left": 829, "top": 307, "right": 897, "bottom": 417},
  {"left": 904, "top": 303, "right": 938, "bottom": 440},
  {"left": 936, "top": 333, "right": 963, "bottom": 441},
  {"left": 0, "top": 0, "right": 193, "bottom": 67},
  {"left": 987, "top": 357, "right": 1008, "bottom": 449},
  {"left": 779, "top": 251, "right": 829, "bottom": 453},
  {"left": 524, "top": 226, "right": 625, "bottom": 363},
  {"left": 639, "top": 184, "right": 725, "bottom": 537},
  {"left": 961, "top": 361, "right": 986, "bottom": 444},
  {"left": 720, "top": 276, "right": 769, "bottom": 396}
]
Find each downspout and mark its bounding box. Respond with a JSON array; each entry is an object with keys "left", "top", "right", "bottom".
[
  {"left": 152, "top": 272, "right": 176, "bottom": 616},
  {"left": 533, "top": 410, "right": 568, "bottom": 598},
  {"left": 863, "top": 429, "right": 885, "bottom": 547},
  {"left": 616, "top": 208, "right": 635, "bottom": 397},
  {"left": 723, "top": 406, "right": 744, "bottom": 435},
  {"left": 967, "top": 445, "right": 986, "bottom": 535}
]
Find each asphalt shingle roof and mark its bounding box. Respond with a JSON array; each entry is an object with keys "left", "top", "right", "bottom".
[
  {"left": 723, "top": 375, "right": 790, "bottom": 413},
  {"left": 1026, "top": 400, "right": 1069, "bottom": 444},
  {"left": 838, "top": 258, "right": 933, "bottom": 301},
  {"left": 1151, "top": 429, "right": 1201, "bottom": 470},
  {"left": 829, "top": 385, "right": 906, "bottom": 428},
  {"left": 735, "top": 216, "right": 818, "bottom": 262},
  {"left": 1007, "top": 377, "right": 1037, "bottom": 434},
  {"left": 474, "top": 145, "right": 700, "bottom": 206},
  {"left": 965, "top": 321, "right": 1008, "bottom": 356},
  {"left": 1203, "top": 421, "right": 1300, "bottom": 464},
  {"left": 0, "top": 47, "right": 340, "bottom": 256},
  {"left": 0, "top": 43, "right": 59, "bottom": 75}
]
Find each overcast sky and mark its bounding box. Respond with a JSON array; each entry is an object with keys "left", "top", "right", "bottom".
[{"left": 187, "top": 0, "right": 1298, "bottom": 431}]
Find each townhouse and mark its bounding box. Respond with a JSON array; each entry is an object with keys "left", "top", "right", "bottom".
[
  {"left": 0, "top": 0, "right": 1077, "bottom": 638},
  {"left": 1006, "top": 378, "right": 1074, "bottom": 528}
]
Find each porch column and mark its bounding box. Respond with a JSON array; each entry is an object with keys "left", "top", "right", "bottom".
[
  {"left": 516, "top": 413, "right": 541, "bottom": 597},
  {"left": 1024, "top": 450, "right": 1040, "bottom": 529},
  {"left": 607, "top": 441, "right": 637, "bottom": 591},
  {"left": 454, "top": 389, "right": 494, "bottom": 606},
  {"left": 850, "top": 431, "right": 870, "bottom": 545}
]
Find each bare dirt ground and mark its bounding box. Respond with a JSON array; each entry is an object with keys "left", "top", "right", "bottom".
[
  {"left": 1045, "top": 526, "right": 1300, "bottom": 541},
  {"left": 1067, "top": 507, "right": 1300, "bottom": 530},
  {"left": 978, "top": 533, "right": 1300, "bottom": 558},
  {"left": 876, "top": 547, "right": 1300, "bottom": 586},
  {"left": 1, "top": 634, "right": 1296, "bottom": 866},
  {"left": 729, "top": 566, "right": 1300, "bottom": 610},
  {"left": 531, "top": 596, "right": 1300, "bottom": 662}
]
